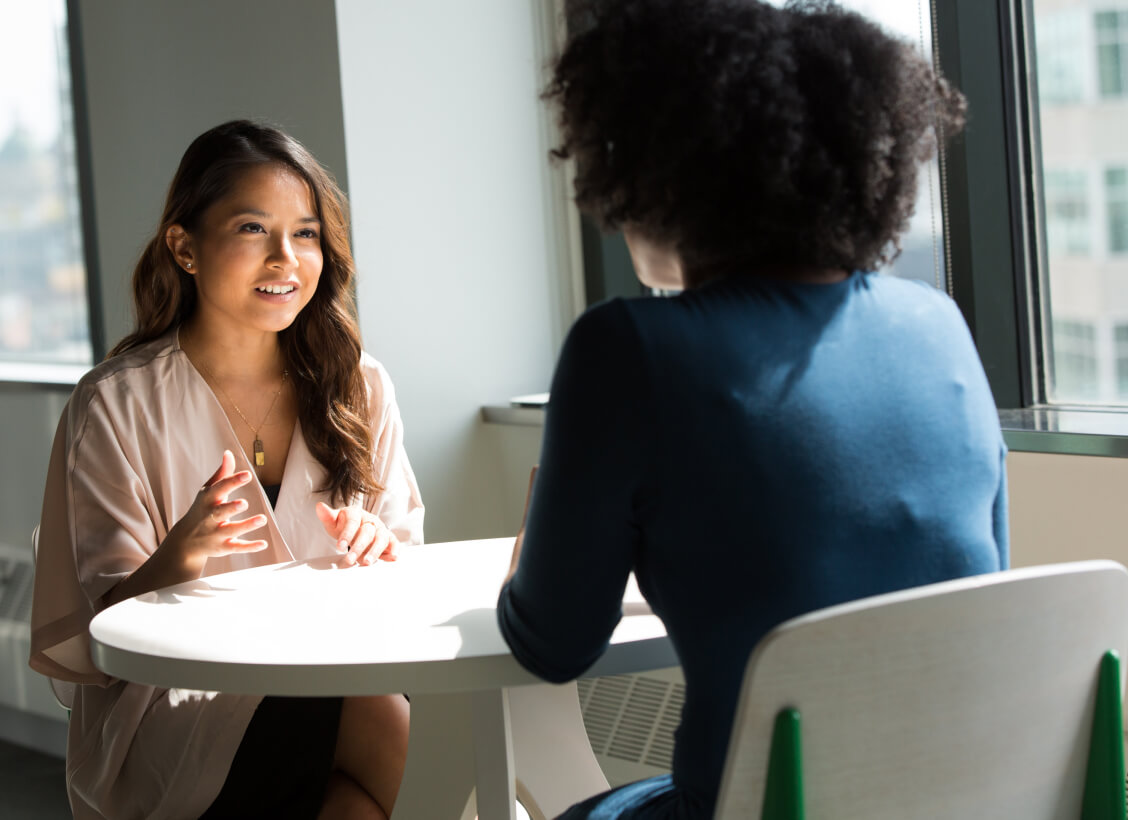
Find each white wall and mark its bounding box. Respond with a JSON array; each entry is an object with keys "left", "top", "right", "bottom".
[{"left": 335, "top": 0, "right": 579, "bottom": 542}]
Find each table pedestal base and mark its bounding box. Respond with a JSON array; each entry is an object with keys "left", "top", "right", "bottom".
[{"left": 394, "top": 681, "right": 610, "bottom": 820}]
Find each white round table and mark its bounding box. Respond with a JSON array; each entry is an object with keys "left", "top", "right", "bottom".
[{"left": 90, "top": 538, "right": 677, "bottom": 820}]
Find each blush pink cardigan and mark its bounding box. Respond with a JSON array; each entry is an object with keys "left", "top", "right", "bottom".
[{"left": 30, "top": 330, "right": 424, "bottom": 819}]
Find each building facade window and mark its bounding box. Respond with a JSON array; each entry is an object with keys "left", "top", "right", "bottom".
[
  {"left": 0, "top": 0, "right": 92, "bottom": 368},
  {"left": 1114, "top": 322, "right": 1128, "bottom": 396},
  {"left": 1097, "top": 9, "right": 1128, "bottom": 97},
  {"left": 1037, "top": 9, "right": 1088, "bottom": 103},
  {"left": 1044, "top": 169, "right": 1092, "bottom": 255},
  {"left": 1050, "top": 319, "right": 1099, "bottom": 400},
  {"left": 1105, "top": 167, "right": 1128, "bottom": 253}
]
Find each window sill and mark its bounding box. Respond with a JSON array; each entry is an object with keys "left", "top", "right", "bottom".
[
  {"left": 481, "top": 405, "right": 547, "bottom": 427},
  {"left": 0, "top": 362, "right": 91, "bottom": 391},
  {"left": 481, "top": 393, "right": 548, "bottom": 427},
  {"left": 1000, "top": 407, "right": 1128, "bottom": 457},
  {"left": 482, "top": 401, "right": 1128, "bottom": 459}
]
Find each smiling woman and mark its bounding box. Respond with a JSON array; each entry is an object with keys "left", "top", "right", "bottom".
[{"left": 29, "top": 120, "right": 425, "bottom": 820}]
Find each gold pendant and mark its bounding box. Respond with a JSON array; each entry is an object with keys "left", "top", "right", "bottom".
[{"left": 254, "top": 438, "right": 265, "bottom": 467}]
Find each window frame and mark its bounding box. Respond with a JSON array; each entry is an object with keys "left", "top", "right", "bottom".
[{"left": 933, "top": 0, "right": 1039, "bottom": 410}]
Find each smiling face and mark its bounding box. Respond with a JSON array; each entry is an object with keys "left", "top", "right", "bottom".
[{"left": 167, "top": 163, "right": 323, "bottom": 341}]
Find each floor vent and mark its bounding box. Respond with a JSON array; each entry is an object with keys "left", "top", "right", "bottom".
[{"left": 577, "top": 671, "right": 685, "bottom": 773}]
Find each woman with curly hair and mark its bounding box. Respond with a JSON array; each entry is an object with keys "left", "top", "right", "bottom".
[
  {"left": 31, "top": 120, "right": 423, "bottom": 819},
  {"left": 497, "top": 1, "right": 1007, "bottom": 817}
]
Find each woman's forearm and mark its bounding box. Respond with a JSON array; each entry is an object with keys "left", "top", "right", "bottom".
[{"left": 103, "top": 538, "right": 206, "bottom": 608}]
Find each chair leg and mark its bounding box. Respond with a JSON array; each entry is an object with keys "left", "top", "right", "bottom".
[
  {"left": 760, "top": 708, "right": 804, "bottom": 820},
  {"left": 1082, "top": 650, "right": 1127, "bottom": 820}
]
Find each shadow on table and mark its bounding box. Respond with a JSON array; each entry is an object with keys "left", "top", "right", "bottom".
[{"left": 143, "top": 556, "right": 342, "bottom": 604}]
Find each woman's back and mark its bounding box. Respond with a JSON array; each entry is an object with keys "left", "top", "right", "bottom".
[{"left": 500, "top": 271, "right": 1006, "bottom": 816}]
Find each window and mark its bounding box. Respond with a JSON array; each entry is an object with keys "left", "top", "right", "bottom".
[
  {"left": 1105, "top": 167, "right": 1128, "bottom": 253},
  {"left": 0, "top": 0, "right": 93, "bottom": 369},
  {"left": 1044, "top": 169, "right": 1091, "bottom": 255},
  {"left": 1050, "top": 319, "right": 1099, "bottom": 400},
  {"left": 1097, "top": 9, "right": 1128, "bottom": 97},
  {"left": 1028, "top": 1, "right": 1128, "bottom": 405},
  {"left": 1114, "top": 322, "right": 1128, "bottom": 396},
  {"left": 1036, "top": 9, "right": 1088, "bottom": 103}
]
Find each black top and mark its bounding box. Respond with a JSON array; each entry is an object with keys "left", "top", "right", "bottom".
[{"left": 262, "top": 483, "right": 281, "bottom": 509}]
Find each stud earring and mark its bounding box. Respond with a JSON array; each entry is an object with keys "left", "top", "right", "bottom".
[{"left": 186, "top": 263, "right": 193, "bottom": 270}]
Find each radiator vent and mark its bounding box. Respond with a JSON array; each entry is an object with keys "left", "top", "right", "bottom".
[
  {"left": 0, "top": 549, "right": 34, "bottom": 625},
  {"left": 577, "top": 672, "right": 685, "bottom": 771},
  {"left": 0, "top": 542, "right": 68, "bottom": 742}
]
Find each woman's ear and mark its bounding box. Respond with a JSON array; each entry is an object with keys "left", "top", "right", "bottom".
[{"left": 165, "top": 225, "right": 195, "bottom": 274}]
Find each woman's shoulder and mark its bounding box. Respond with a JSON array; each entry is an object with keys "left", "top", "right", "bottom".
[
  {"left": 861, "top": 271, "right": 959, "bottom": 308},
  {"left": 566, "top": 297, "right": 652, "bottom": 346},
  {"left": 70, "top": 333, "right": 183, "bottom": 412}
]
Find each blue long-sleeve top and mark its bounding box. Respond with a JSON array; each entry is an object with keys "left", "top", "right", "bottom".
[{"left": 498, "top": 272, "right": 1008, "bottom": 818}]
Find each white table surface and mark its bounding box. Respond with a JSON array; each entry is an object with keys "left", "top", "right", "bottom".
[
  {"left": 88, "top": 537, "right": 677, "bottom": 820},
  {"left": 89, "top": 537, "right": 674, "bottom": 695}
]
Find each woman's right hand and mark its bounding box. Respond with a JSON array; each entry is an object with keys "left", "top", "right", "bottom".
[
  {"left": 157, "top": 450, "right": 269, "bottom": 576},
  {"left": 104, "top": 451, "right": 270, "bottom": 607}
]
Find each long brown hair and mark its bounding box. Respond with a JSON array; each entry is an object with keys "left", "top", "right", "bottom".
[{"left": 109, "top": 119, "right": 379, "bottom": 504}]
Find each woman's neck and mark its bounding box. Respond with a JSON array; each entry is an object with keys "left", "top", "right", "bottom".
[{"left": 178, "top": 318, "right": 285, "bottom": 382}]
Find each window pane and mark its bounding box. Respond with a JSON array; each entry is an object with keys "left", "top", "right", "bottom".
[
  {"left": 1038, "top": 9, "right": 1087, "bottom": 102},
  {"left": 1096, "top": 10, "right": 1128, "bottom": 96},
  {"left": 1052, "top": 319, "right": 1099, "bottom": 400},
  {"left": 0, "top": 0, "right": 92, "bottom": 366},
  {"left": 1115, "top": 322, "right": 1128, "bottom": 395},
  {"left": 1044, "top": 169, "right": 1091, "bottom": 254},
  {"left": 1033, "top": 0, "right": 1128, "bottom": 404}
]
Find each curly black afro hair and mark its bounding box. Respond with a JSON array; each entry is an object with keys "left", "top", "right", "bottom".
[{"left": 546, "top": 0, "right": 967, "bottom": 284}]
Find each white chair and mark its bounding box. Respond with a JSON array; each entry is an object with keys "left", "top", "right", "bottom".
[
  {"left": 714, "top": 560, "right": 1128, "bottom": 820},
  {"left": 30, "top": 525, "right": 76, "bottom": 712}
]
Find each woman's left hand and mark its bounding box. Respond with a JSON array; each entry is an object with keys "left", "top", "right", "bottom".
[{"left": 315, "top": 502, "right": 400, "bottom": 566}]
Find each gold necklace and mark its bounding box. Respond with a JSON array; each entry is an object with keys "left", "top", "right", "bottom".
[{"left": 195, "top": 355, "right": 288, "bottom": 469}]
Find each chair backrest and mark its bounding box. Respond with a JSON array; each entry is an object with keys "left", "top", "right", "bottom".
[
  {"left": 30, "top": 525, "right": 76, "bottom": 711},
  {"left": 714, "top": 560, "right": 1128, "bottom": 820}
]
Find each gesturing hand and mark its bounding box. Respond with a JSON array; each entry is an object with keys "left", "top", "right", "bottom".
[
  {"left": 159, "top": 450, "right": 269, "bottom": 576},
  {"left": 316, "top": 502, "right": 399, "bottom": 567}
]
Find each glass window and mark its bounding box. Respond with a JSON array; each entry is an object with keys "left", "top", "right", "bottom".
[
  {"left": 1037, "top": 9, "right": 1088, "bottom": 103},
  {"left": 1106, "top": 166, "right": 1128, "bottom": 252},
  {"left": 0, "top": 0, "right": 92, "bottom": 368},
  {"left": 1050, "top": 319, "right": 1099, "bottom": 400},
  {"left": 1114, "top": 322, "right": 1128, "bottom": 395},
  {"left": 1044, "top": 169, "right": 1092, "bottom": 255},
  {"left": 1032, "top": 1, "right": 1128, "bottom": 405},
  {"left": 1097, "top": 9, "right": 1128, "bottom": 97}
]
